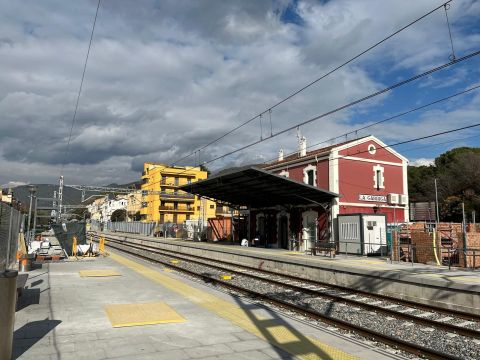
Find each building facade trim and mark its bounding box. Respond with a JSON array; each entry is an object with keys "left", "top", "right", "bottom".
[{"left": 340, "top": 156, "right": 403, "bottom": 167}]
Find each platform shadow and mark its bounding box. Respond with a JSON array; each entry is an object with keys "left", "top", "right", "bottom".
[
  {"left": 233, "top": 296, "right": 335, "bottom": 359},
  {"left": 12, "top": 319, "right": 61, "bottom": 359},
  {"left": 16, "top": 288, "right": 41, "bottom": 311}
]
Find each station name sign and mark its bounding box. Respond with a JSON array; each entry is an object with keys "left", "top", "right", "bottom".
[{"left": 359, "top": 194, "right": 387, "bottom": 203}]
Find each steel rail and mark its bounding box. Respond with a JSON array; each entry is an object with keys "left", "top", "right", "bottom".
[
  {"left": 98, "top": 234, "right": 480, "bottom": 339},
  {"left": 93, "top": 235, "right": 463, "bottom": 359},
  {"left": 97, "top": 233, "right": 480, "bottom": 321}
]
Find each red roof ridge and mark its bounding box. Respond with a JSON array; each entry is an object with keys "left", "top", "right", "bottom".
[{"left": 264, "top": 135, "right": 371, "bottom": 167}]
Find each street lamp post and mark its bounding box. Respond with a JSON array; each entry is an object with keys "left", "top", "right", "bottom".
[
  {"left": 26, "top": 185, "right": 37, "bottom": 247},
  {"left": 31, "top": 195, "right": 38, "bottom": 243}
]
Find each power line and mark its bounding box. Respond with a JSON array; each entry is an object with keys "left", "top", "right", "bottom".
[
  {"left": 60, "top": 0, "right": 101, "bottom": 172},
  {"left": 170, "top": 50, "right": 479, "bottom": 179},
  {"left": 400, "top": 133, "right": 480, "bottom": 154},
  {"left": 286, "top": 132, "right": 480, "bottom": 196},
  {"left": 293, "top": 123, "right": 480, "bottom": 175},
  {"left": 194, "top": 49, "right": 480, "bottom": 169},
  {"left": 330, "top": 122, "right": 480, "bottom": 163},
  {"left": 171, "top": 0, "right": 454, "bottom": 166},
  {"left": 262, "top": 83, "right": 480, "bottom": 165}
]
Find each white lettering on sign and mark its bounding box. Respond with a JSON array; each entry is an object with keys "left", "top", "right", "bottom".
[{"left": 359, "top": 194, "right": 387, "bottom": 203}]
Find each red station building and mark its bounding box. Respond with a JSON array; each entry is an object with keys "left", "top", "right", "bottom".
[
  {"left": 262, "top": 135, "right": 409, "bottom": 251},
  {"left": 182, "top": 135, "right": 408, "bottom": 253}
]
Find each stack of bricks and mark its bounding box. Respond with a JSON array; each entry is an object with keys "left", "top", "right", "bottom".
[
  {"left": 410, "top": 230, "right": 440, "bottom": 264},
  {"left": 396, "top": 222, "right": 480, "bottom": 267},
  {"left": 392, "top": 232, "right": 399, "bottom": 261},
  {"left": 456, "top": 225, "right": 480, "bottom": 268}
]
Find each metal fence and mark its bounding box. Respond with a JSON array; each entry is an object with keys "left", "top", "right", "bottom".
[
  {"left": 89, "top": 219, "right": 210, "bottom": 241},
  {"left": 0, "top": 202, "right": 24, "bottom": 272},
  {"left": 334, "top": 239, "right": 480, "bottom": 269},
  {"left": 90, "top": 220, "right": 157, "bottom": 236}
]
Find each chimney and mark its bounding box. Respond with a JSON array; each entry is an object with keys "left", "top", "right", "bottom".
[
  {"left": 299, "top": 136, "right": 307, "bottom": 157},
  {"left": 278, "top": 149, "right": 284, "bottom": 162}
]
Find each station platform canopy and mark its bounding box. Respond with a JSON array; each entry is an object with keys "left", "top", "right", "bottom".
[{"left": 179, "top": 166, "right": 338, "bottom": 208}]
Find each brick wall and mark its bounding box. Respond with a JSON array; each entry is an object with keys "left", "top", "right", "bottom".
[
  {"left": 410, "top": 230, "right": 440, "bottom": 264},
  {"left": 405, "top": 222, "right": 480, "bottom": 268},
  {"left": 456, "top": 229, "right": 480, "bottom": 269}
]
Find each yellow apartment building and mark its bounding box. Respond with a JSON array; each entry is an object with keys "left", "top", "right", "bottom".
[
  {"left": 126, "top": 192, "right": 142, "bottom": 221},
  {"left": 140, "top": 162, "right": 216, "bottom": 223}
]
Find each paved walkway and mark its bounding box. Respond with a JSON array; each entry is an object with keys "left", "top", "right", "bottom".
[{"left": 13, "top": 251, "right": 397, "bottom": 360}]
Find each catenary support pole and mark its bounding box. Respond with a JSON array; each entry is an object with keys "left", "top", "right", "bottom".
[
  {"left": 434, "top": 178, "right": 440, "bottom": 224},
  {"left": 462, "top": 202, "right": 467, "bottom": 268},
  {"left": 32, "top": 196, "right": 38, "bottom": 242},
  {"left": 26, "top": 192, "right": 33, "bottom": 247}
]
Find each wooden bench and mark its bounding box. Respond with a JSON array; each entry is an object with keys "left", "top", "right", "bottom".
[{"left": 309, "top": 242, "right": 336, "bottom": 258}]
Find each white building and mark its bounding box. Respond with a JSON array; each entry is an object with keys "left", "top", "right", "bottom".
[{"left": 87, "top": 196, "right": 128, "bottom": 223}]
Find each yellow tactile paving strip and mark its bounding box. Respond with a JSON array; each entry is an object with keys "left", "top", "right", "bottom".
[
  {"left": 105, "top": 302, "right": 186, "bottom": 327},
  {"left": 110, "top": 252, "right": 359, "bottom": 360},
  {"left": 79, "top": 269, "right": 121, "bottom": 277}
]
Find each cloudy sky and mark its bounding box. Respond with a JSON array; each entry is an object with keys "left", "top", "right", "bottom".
[{"left": 1, "top": 0, "right": 480, "bottom": 187}]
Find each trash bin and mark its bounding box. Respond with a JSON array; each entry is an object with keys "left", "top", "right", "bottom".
[{"left": 0, "top": 270, "right": 18, "bottom": 360}]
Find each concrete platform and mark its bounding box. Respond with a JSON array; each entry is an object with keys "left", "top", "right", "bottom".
[
  {"left": 102, "top": 232, "right": 480, "bottom": 315},
  {"left": 13, "top": 250, "right": 398, "bottom": 360}
]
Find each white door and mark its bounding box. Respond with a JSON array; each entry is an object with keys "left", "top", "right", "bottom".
[
  {"left": 302, "top": 211, "right": 317, "bottom": 252},
  {"left": 362, "top": 215, "right": 386, "bottom": 254}
]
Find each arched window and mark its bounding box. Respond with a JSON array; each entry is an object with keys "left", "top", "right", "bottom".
[
  {"left": 303, "top": 164, "right": 317, "bottom": 186},
  {"left": 373, "top": 164, "right": 385, "bottom": 190}
]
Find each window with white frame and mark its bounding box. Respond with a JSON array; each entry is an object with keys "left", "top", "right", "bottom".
[
  {"left": 279, "top": 170, "right": 289, "bottom": 178},
  {"left": 303, "top": 164, "right": 317, "bottom": 186},
  {"left": 373, "top": 164, "right": 385, "bottom": 190}
]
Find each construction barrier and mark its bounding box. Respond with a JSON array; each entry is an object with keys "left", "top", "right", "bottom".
[
  {"left": 72, "top": 236, "right": 77, "bottom": 257},
  {"left": 98, "top": 236, "right": 106, "bottom": 255}
]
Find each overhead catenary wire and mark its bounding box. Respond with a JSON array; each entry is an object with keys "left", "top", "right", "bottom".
[
  {"left": 190, "top": 49, "right": 480, "bottom": 170},
  {"left": 169, "top": 50, "right": 480, "bottom": 179},
  {"left": 262, "top": 83, "right": 480, "bottom": 165},
  {"left": 170, "top": 0, "right": 454, "bottom": 166},
  {"left": 396, "top": 132, "right": 480, "bottom": 154},
  {"left": 288, "top": 123, "right": 480, "bottom": 176},
  {"left": 315, "top": 132, "right": 480, "bottom": 192},
  {"left": 175, "top": 121, "right": 480, "bottom": 185},
  {"left": 330, "top": 122, "right": 480, "bottom": 165},
  {"left": 60, "top": 0, "right": 101, "bottom": 173},
  {"left": 444, "top": 3, "right": 456, "bottom": 61}
]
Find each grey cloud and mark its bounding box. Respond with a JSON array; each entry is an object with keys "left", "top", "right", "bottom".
[{"left": 0, "top": 0, "right": 479, "bottom": 186}]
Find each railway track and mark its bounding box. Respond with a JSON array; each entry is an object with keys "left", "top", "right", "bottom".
[{"left": 92, "top": 233, "right": 480, "bottom": 359}]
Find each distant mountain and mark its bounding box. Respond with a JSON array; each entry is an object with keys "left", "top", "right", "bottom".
[
  {"left": 105, "top": 181, "right": 141, "bottom": 189},
  {"left": 12, "top": 184, "right": 83, "bottom": 208},
  {"left": 10, "top": 180, "right": 141, "bottom": 208}
]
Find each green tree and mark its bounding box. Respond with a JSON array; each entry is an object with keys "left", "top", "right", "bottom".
[
  {"left": 111, "top": 209, "right": 126, "bottom": 222},
  {"left": 132, "top": 211, "right": 142, "bottom": 221},
  {"left": 409, "top": 147, "right": 480, "bottom": 222},
  {"left": 407, "top": 165, "right": 437, "bottom": 202},
  {"left": 200, "top": 164, "right": 211, "bottom": 176}
]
